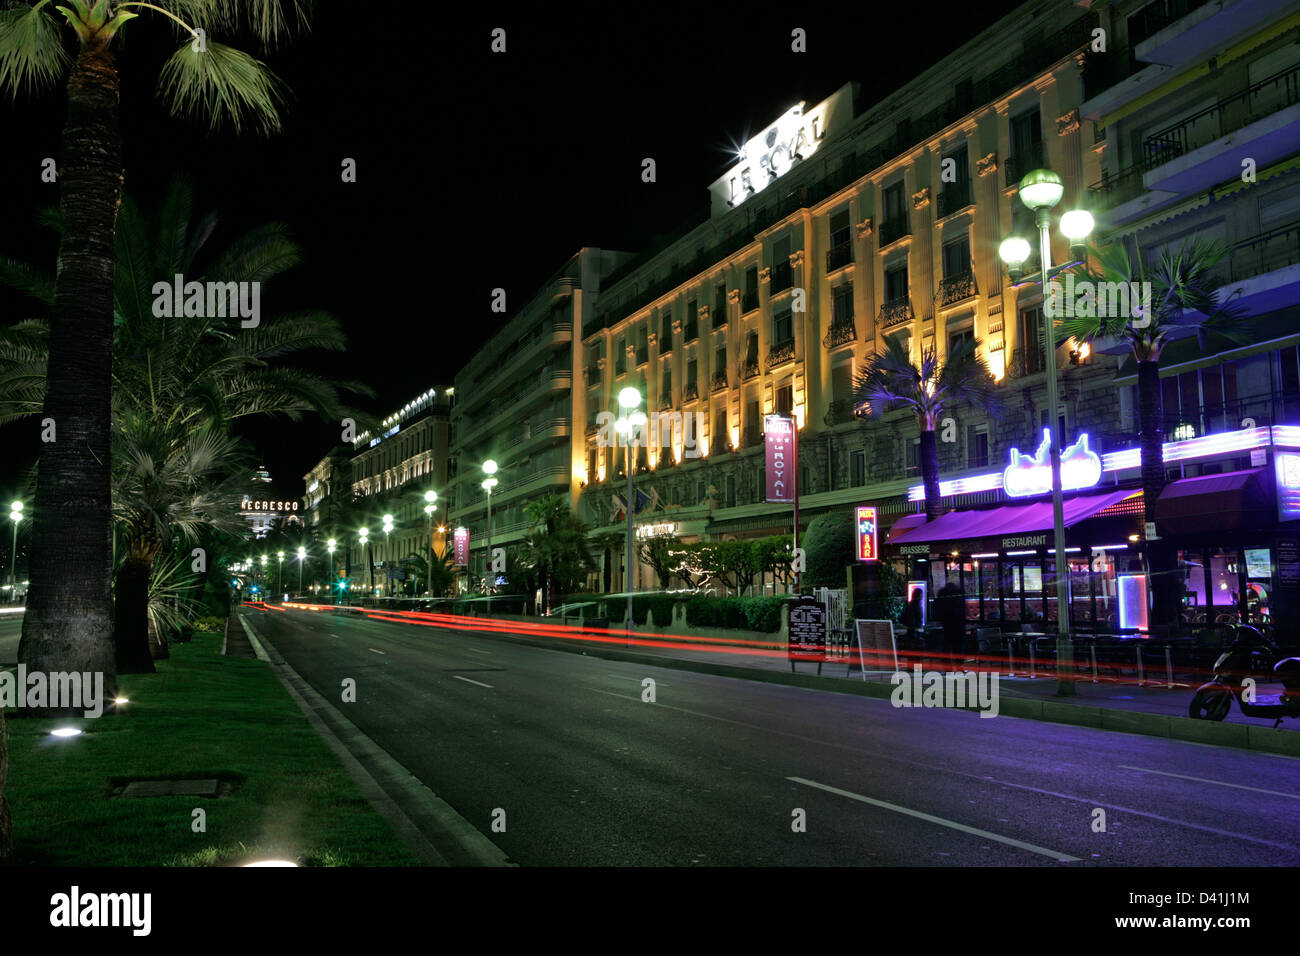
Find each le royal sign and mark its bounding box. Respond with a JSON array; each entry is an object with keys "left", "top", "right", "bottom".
[{"left": 765, "top": 415, "right": 796, "bottom": 503}]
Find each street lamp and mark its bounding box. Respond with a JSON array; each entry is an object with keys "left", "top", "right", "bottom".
[
  {"left": 616, "top": 386, "right": 646, "bottom": 640},
  {"left": 999, "top": 167, "right": 1094, "bottom": 698},
  {"left": 481, "top": 461, "right": 498, "bottom": 612},
  {"left": 424, "top": 490, "right": 438, "bottom": 598},
  {"left": 296, "top": 546, "right": 306, "bottom": 595},
  {"left": 327, "top": 538, "right": 337, "bottom": 604},
  {"left": 8, "top": 500, "right": 23, "bottom": 604},
  {"left": 276, "top": 550, "right": 284, "bottom": 598},
  {"left": 259, "top": 554, "right": 268, "bottom": 598},
  {"left": 382, "top": 514, "right": 394, "bottom": 597},
  {"left": 358, "top": 527, "right": 371, "bottom": 599}
]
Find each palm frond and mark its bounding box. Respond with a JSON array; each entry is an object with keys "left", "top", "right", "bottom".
[
  {"left": 0, "top": 254, "right": 55, "bottom": 305},
  {"left": 157, "top": 39, "right": 286, "bottom": 135},
  {"left": 0, "top": 1, "right": 70, "bottom": 99}
]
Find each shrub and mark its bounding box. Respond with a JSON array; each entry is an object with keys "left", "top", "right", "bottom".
[
  {"left": 802, "top": 512, "right": 857, "bottom": 588},
  {"left": 192, "top": 616, "right": 226, "bottom": 633}
]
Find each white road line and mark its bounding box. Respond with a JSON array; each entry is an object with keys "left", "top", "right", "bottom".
[
  {"left": 463, "top": 648, "right": 493, "bottom": 657},
  {"left": 1120, "top": 765, "right": 1300, "bottom": 800},
  {"left": 452, "top": 675, "right": 494, "bottom": 689},
  {"left": 368, "top": 648, "right": 386, "bottom": 655},
  {"left": 787, "top": 776, "right": 1080, "bottom": 863}
]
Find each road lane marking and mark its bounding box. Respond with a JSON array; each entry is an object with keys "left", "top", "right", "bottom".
[
  {"left": 1119, "top": 765, "right": 1300, "bottom": 800},
  {"left": 368, "top": 648, "right": 386, "bottom": 655},
  {"left": 786, "top": 776, "right": 1080, "bottom": 863},
  {"left": 463, "top": 648, "right": 493, "bottom": 657},
  {"left": 453, "top": 675, "right": 494, "bottom": 688}
]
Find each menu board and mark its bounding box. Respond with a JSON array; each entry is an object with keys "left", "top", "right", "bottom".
[{"left": 788, "top": 598, "right": 827, "bottom": 662}]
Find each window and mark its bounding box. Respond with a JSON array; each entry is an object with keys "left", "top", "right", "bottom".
[
  {"left": 1039, "top": 408, "right": 1068, "bottom": 442},
  {"left": 883, "top": 181, "right": 905, "bottom": 220},
  {"left": 906, "top": 436, "right": 920, "bottom": 475},
  {"left": 714, "top": 283, "right": 726, "bottom": 318},
  {"left": 881, "top": 181, "right": 908, "bottom": 244},
  {"left": 715, "top": 345, "right": 726, "bottom": 370},
  {"left": 774, "top": 307, "right": 793, "bottom": 344},
  {"left": 726, "top": 475, "right": 736, "bottom": 507},
  {"left": 938, "top": 145, "right": 970, "bottom": 215},
  {"left": 660, "top": 309, "right": 672, "bottom": 344},
  {"left": 949, "top": 325, "right": 974, "bottom": 354},
  {"left": 828, "top": 207, "right": 853, "bottom": 271},
  {"left": 697, "top": 481, "right": 706, "bottom": 505},
  {"left": 661, "top": 365, "right": 671, "bottom": 399},
  {"left": 1009, "top": 107, "right": 1043, "bottom": 179},
  {"left": 776, "top": 383, "right": 794, "bottom": 416},
  {"left": 850, "top": 449, "right": 866, "bottom": 486},
  {"left": 1020, "top": 306, "right": 1045, "bottom": 375},
  {"left": 687, "top": 358, "right": 697, "bottom": 390},
  {"left": 967, "top": 424, "right": 989, "bottom": 469},
  {"left": 942, "top": 235, "right": 971, "bottom": 279},
  {"left": 742, "top": 267, "right": 759, "bottom": 312},
  {"left": 745, "top": 399, "right": 760, "bottom": 445},
  {"left": 714, "top": 406, "right": 728, "bottom": 447},
  {"left": 831, "top": 363, "right": 853, "bottom": 403},
  {"left": 831, "top": 283, "right": 854, "bottom": 325},
  {"left": 885, "top": 263, "right": 909, "bottom": 302}
]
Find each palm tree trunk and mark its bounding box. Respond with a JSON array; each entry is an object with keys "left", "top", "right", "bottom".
[
  {"left": 1137, "top": 359, "right": 1179, "bottom": 626},
  {"left": 17, "top": 45, "right": 122, "bottom": 697},
  {"left": 0, "top": 704, "right": 11, "bottom": 862},
  {"left": 919, "top": 428, "right": 942, "bottom": 522},
  {"left": 114, "top": 556, "right": 156, "bottom": 674}
]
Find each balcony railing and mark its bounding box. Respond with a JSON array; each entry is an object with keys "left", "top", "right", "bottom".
[
  {"left": 766, "top": 338, "right": 796, "bottom": 370},
  {"left": 936, "top": 186, "right": 972, "bottom": 219},
  {"left": 683, "top": 382, "right": 699, "bottom": 402},
  {"left": 1226, "top": 220, "right": 1300, "bottom": 283},
  {"left": 826, "top": 240, "right": 853, "bottom": 273},
  {"left": 740, "top": 356, "right": 760, "bottom": 381},
  {"left": 823, "top": 320, "right": 857, "bottom": 349},
  {"left": 741, "top": 291, "right": 759, "bottom": 314},
  {"left": 710, "top": 369, "right": 729, "bottom": 392},
  {"left": 878, "top": 214, "right": 910, "bottom": 247},
  {"left": 824, "top": 399, "right": 863, "bottom": 426},
  {"left": 1142, "top": 63, "right": 1300, "bottom": 170},
  {"left": 879, "top": 297, "right": 914, "bottom": 328},
  {"left": 771, "top": 260, "right": 793, "bottom": 293},
  {"left": 1005, "top": 141, "right": 1047, "bottom": 188},
  {"left": 938, "top": 271, "right": 978, "bottom": 306}
]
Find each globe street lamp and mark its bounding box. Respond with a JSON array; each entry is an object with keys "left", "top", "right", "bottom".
[
  {"left": 296, "top": 546, "right": 306, "bottom": 595},
  {"left": 8, "top": 500, "right": 23, "bottom": 604},
  {"left": 482, "top": 460, "right": 498, "bottom": 613},
  {"left": 424, "top": 490, "right": 438, "bottom": 598},
  {"left": 260, "top": 554, "right": 268, "bottom": 598},
  {"left": 276, "top": 550, "right": 285, "bottom": 599},
  {"left": 999, "top": 167, "right": 1094, "bottom": 697},
  {"left": 616, "top": 386, "right": 646, "bottom": 641},
  {"left": 358, "top": 527, "right": 372, "bottom": 599},
  {"left": 327, "top": 538, "right": 337, "bottom": 604},
  {"left": 382, "top": 514, "right": 394, "bottom": 597}
]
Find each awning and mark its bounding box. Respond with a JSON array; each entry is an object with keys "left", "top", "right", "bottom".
[
  {"left": 889, "top": 488, "right": 1142, "bottom": 548},
  {"left": 885, "top": 513, "right": 928, "bottom": 542},
  {"left": 1155, "top": 468, "right": 1272, "bottom": 533}
]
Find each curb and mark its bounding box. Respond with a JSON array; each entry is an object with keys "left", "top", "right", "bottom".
[
  {"left": 237, "top": 610, "right": 513, "bottom": 867},
  {"left": 352, "top": 608, "right": 1300, "bottom": 759}
]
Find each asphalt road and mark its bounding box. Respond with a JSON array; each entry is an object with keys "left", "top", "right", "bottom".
[{"left": 244, "top": 605, "right": 1300, "bottom": 866}]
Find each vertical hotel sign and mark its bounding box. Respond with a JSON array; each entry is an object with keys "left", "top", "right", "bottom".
[
  {"left": 453, "top": 527, "right": 470, "bottom": 566},
  {"left": 856, "top": 506, "right": 878, "bottom": 562},
  {"left": 765, "top": 415, "right": 796, "bottom": 502}
]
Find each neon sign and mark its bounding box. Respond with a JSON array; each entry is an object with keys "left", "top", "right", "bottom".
[
  {"left": 856, "top": 506, "right": 878, "bottom": 562},
  {"left": 1002, "top": 430, "right": 1101, "bottom": 498},
  {"left": 1277, "top": 452, "right": 1300, "bottom": 520}
]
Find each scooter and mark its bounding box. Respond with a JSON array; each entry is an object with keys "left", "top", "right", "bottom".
[{"left": 1189, "top": 626, "right": 1300, "bottom": 727}]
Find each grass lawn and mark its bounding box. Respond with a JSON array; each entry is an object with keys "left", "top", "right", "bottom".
[{"left": 3, "top": 628, "right": 420, "bottom": 866}]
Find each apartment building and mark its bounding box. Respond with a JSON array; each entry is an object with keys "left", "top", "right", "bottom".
[{"left": 447, "top": 248, "right": 632, "bottom": 586}]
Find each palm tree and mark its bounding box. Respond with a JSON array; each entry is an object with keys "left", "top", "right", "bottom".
[
  {"left": 0, "top": 181, "right": 369, "bottom": 670},
  {"left": 0, "top": 0, "right": 308, "bottom": 684},
  {"left": 1059, "top": 236, "right": 1246, "bottom": 625},
  {"left": 852, "top": 336, "right": 1002, "bottom": 522},
  {"left": 522, "top": 495, "right": 593, "bottom": 614}
]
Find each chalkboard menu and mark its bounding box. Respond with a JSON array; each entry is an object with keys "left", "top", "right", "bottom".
[
  {"left": 788, "top": 597, "right": 828, "bottom": 662},
  {"left": 847, "top": 619, "right": 898, "bottom": 676}
]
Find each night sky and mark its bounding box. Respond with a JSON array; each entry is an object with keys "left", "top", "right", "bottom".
[{"left": 0, "top": 0, "right": 1023, "bottom": 500}]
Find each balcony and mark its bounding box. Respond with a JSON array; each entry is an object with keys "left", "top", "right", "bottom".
[
  {"left": 936, "top": 186, "right": 972, "bottom": 219},
  {"left": 683, "top": 382, "right": 699, "bottom": 402},
  {"left": 766, "top": 338, "right": 796, "bottom": 370},
  {"left": 879, "top": 297, "right": 914, "bottom": 328},
  {"left": 878, "top": 214, "right": 910, "bottom": 247},
  {"left": 938, "top": 271, "right": 978, "bottom": 307},
  {"left": 824, "top": 398, "right": 863, "bottom": 426},
  {"left": 506, "top": 417, "right": 571, "bottom": 455},
  {"left": 770, "top": 260, "right": 793, "bottom": 293},
  {"left": 826, "top": 240, "right": 853, "bottom": 273},
  {"left": 1004, "top": 141, "right": 1046, "bottom": 188},
  {"left": 741, "top": 291, "right": 759, "bottom": 314},
  {"left": 740, "top": 356, "right": 760, "bottom": 381},
  {"left": 823, "top": 320, "right": 857, "bottom": 349},
  {"left": 710, "top": 369, "right": 729, "bottom": 392},
  {"left": 1133, "top": 0, "right": 1288, "bottom": 69}
]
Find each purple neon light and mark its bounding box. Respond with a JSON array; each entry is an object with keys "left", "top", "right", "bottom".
[{"left": 909, "top": 425, "right": 1284, "bottom": 501}]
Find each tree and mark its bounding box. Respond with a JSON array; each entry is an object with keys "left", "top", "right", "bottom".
[
  {"left": 800, "top": 513, "right": 857, "bottom": 588},
  {"left": 751, "top": 535, "right": 796, "bottom": 593},
  {"left": 695, "top": 540, "right": 764, "bottom": 596},
  {"left": 1060, "top": 236, "right": 1245, "bottom": 626},
  {"left": 406, "top": 550, "right": 456, "bottom": 599},
  {"left": 521, "top": 495, "right": 593, "bottom": 614},
  {"left": 0, "top": 1, "right": 308, "bottom": 685},
  {"left": 852, "top": 336, "right": 1002, "bottom": 522},
  {"left": 638, "top": 532, "right": 682, "bottom": 590}
]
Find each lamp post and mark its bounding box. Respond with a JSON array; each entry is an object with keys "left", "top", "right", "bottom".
[
  {"left": 358, "top": 527, "right": 372, "bottom": 599},
  {"left": 276, "top": 550, "right": 284, "bottom": 599},
  {"left": 481, "top": 461, "right": 498, "bottom": 614},
  {"left": 616, "top": 386, "right": 646, "bottom": 642},
  {"left": 424, "top": 490, "right": 438, "bottom": 598},
  {"left": 8, "top": 500, "right": 23, "bottom": 604},
  {"left": 382, "top": 514, "right": 394, "bottom": 597},
  {"left": 296, "top": 546, "right": 306, "bottom": 595},
  {"left": 999, "top": 168, "right": 1094, "bottom": 698},
  {"left": 327, "top": 538, "right": 337, "bottom": 604},
  {"left": 260, "top": 554, "right": 268, "bottom": 599}
]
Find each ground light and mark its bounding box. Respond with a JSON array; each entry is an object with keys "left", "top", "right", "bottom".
[
  {"left": 49, "top": 728, "right": 82, "bottom": 738},
  {"left": 241, "top": 860, "right": 299, "bottom": 867},
  {"left": 114, "top": 697, "right": 129, "bottom": 705}
]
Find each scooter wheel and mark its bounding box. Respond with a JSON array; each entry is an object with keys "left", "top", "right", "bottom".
[{"left": 1189, "top": 685, "right": 1232, "bottom": 721}]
